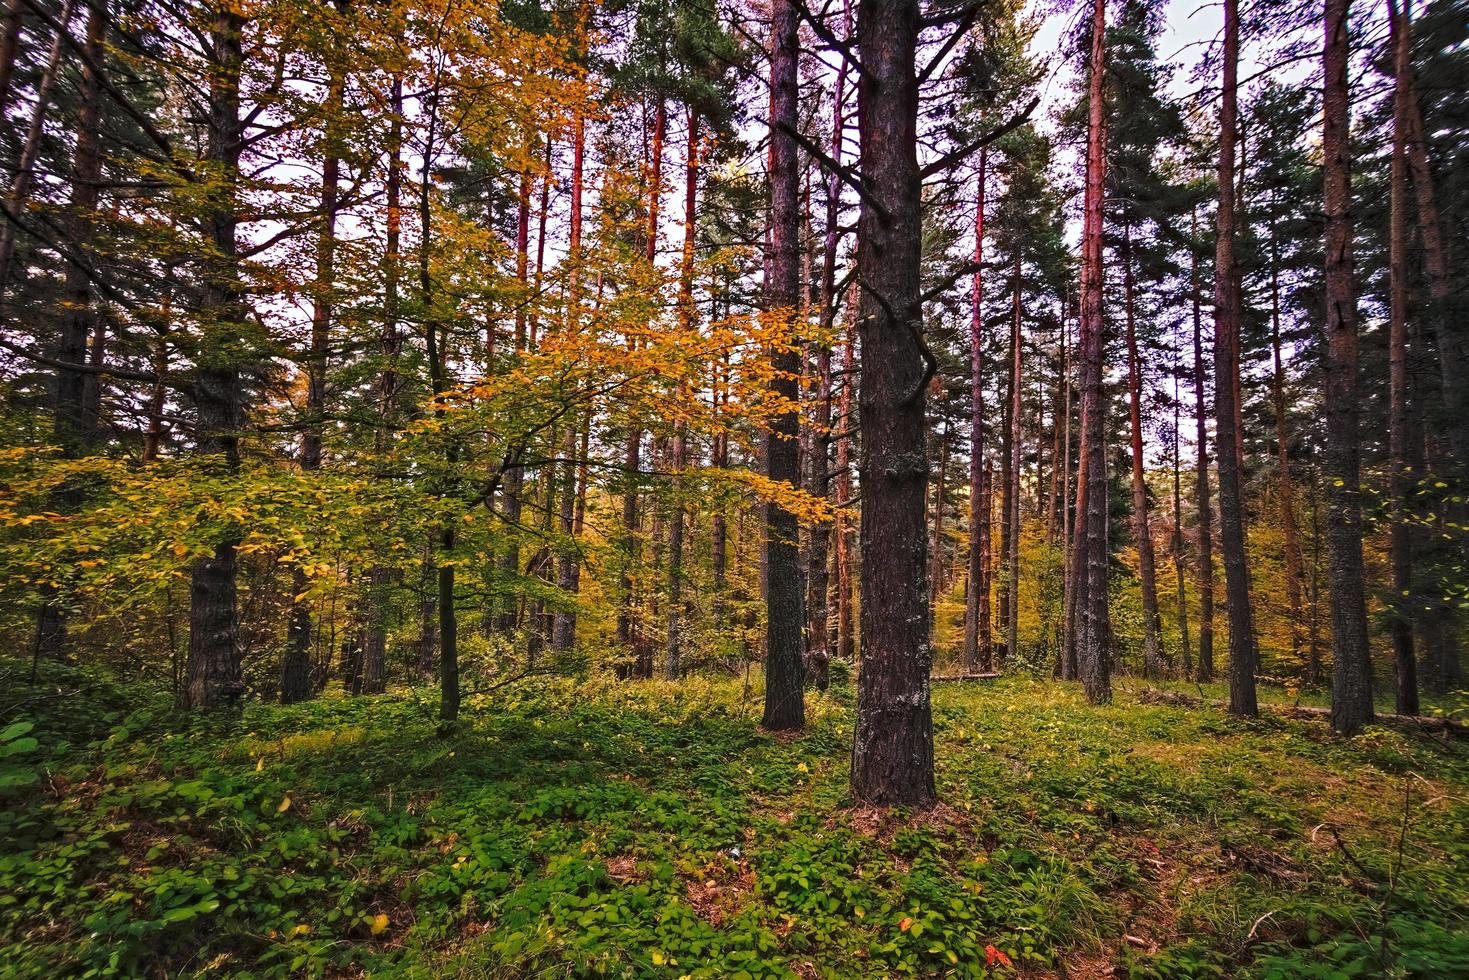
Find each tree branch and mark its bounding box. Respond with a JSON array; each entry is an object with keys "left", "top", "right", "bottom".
[{"left": 919, "top": 96, "right": 1039, "bottom": 179}]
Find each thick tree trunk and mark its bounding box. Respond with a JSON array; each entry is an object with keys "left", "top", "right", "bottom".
[
  {"left": 1214, "top": 0, "right": 1256, "bottom": 715},
  {"left": 183, "top": 7, "right": 246, "bottom": 710},
  {"left": 1072, "top": 0, "right": 1111, "bottom": 705},
  {"left": 962, "top": 151, "right": 988, "bottom": 674},
  {"left": 1322, "top": 0, "right": 1373, "bottom": 735},
  {"left": 0, "top": 0, "right": 22, "bottom": 112},
  {"left": 1122, "top": 220, "right": 1163, "bottom": 678},
  {"left": 850, "top": 0, "right": 934, "bottom": 806},
  {"left": 762, "top": 0, "right": 804, "bottom": 730},
  {"left": 1390, "top": 0, "right": 1460, "bottom": 696}
]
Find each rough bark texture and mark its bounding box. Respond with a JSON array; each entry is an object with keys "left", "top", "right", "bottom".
[
  {"left": 1072, "top": 0, "right": 1111, "bottom": 705},
  {"left": 1322, "top": 0, "right": 1373, "bottom": 735},
  {"left": 849, "top": 0, "right": 935, "bottom": 806},
  {"left": 834, "top": 287, "right": 858, "bottom": 666},
  {"left": 761, "top": 0, "right": 805, "bottom": 731},
  {"left": 1214, "top": 0, "right": 1256, "bottom": 716},
  {"left": 183, "top": 7, "right": 246, "bottom": 711}
]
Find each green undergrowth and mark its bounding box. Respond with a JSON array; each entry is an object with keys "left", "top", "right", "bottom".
[{"left": 1, "top": 659, "right": 1466, "bottom": 978}]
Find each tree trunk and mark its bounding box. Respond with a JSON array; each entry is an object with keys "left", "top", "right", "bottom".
[
  {"left": 0, "top": 0, "right": 75, "bottom": 300},
  {"left": 761, "top": 0, "right": 805, "bottom": 730},
  {"left": 1006, "top": 250, "right": 1022, "bottom": 666},
  {"left": 929, "top": 417, "right": 950, "bottom": 613},
  {"left": 284, "top": 42, "right": 343, "bottom": 704},
  {"left": 1122, "top": 219, "right": 1163, "bottom": 678},
  {"left": 1269, "top": 215, "right": 1306, "bottom": 667},
  {"left": 0, "top": 0, "right": 23, "bottom": 112},
  {"left": 1172, "top": 334, "right": 1191, "bottom": 677},
  {"left": 1387, "top": 10, "right": 1416, "bottom": 716},
  {"left": 551, "top": 72, "right": 588, "bottom": 657},
  {"left": 33, "top": 0, "right": 106, "bottom": 663},
  {"left": 1072, "top": 0, "right": 1111, "bottom": 705},
  {"left": 834, "top": 286, "right": 857, "bottom": 665},
  {"left": 1214, "top": 0, "right": 1256, "bottom": 715},
  {"left": 850, "top": 0, "right": 934, "bottom": 806},
  {"left": 665, "top": 109, "right": 700, "bottom": 680},
  {"left": 1191, "top": 209, "right": 1215, "bottom": 683},
  {"left": 183, "top": 7, "right": 246, "bottom": 711},
  {"left": 1322, "top": 0, "right": 1372, "bottom": 735},
  {"left": 962, "top": 150, "right": 988, "bottom": 674}
]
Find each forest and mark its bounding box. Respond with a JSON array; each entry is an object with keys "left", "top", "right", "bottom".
[{"left": 0, "top": 0, "right": 1466, "bottom": 975}]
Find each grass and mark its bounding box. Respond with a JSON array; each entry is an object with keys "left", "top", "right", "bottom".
[{"left": 2, "top": 659, "right": 1466, "bottom": 978}]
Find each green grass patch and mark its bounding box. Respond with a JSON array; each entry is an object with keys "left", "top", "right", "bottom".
[{"left": 2, "top": 660, "right": 1465, "bottom": 978}]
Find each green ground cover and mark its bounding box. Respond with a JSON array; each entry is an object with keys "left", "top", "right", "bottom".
[{"left": 2, "top": 660, "right": 1465, "bottom": 978}]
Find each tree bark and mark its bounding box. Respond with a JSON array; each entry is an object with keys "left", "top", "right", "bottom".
[
  {"left": 1214, "top": 0, "right": 1256, "bottom": 715},
  {"left": 850, "top": 0, "right": 934, "bottom": 806},
  {"left": 1387, "top": 8, "right": 1416, "bottom": 716},
  {"left": 962, "top": 150, "right": 988, "bottom": 674},
  {"left": 834, "top": 285, "right": 857, "bottom": 665},
  {"left": 1071, "top": 0, "right": 1111, "bottom": 705},
  {"left": 183, "top": 6, "right": 246, "bottom": 711},
  {"left": 761, "top": 0, "right": 805, "bottom": 730},
  {"left": 1190, "top": 209, "right": 1215, "bottom": 683},
  {"left": 1322, "top": 0, "right": 1372, "bottom": 735}
]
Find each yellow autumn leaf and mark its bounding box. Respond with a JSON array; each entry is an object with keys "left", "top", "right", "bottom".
[
  {"left": 369, "top": 913, "right": 389, "bottom": 935},
  {"left": 277, "top": 795, "right": 292, "bottom": 813},
  {"left": 255, "top": 756, "right": 264, "bottom": 772}
]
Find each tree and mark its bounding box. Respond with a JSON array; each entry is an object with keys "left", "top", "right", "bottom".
[
  {"left": 1213, "top": 0, "right": 1257, "bottom": 716},
  {"left": 849, "top": 0, "right": 934, "bottom": 806},
  {"left": 760, "top": 0, "right": 804, "bottom": 732},
  {"left": 1321, "top": 0, "right": 1372, "bottom": 735}
]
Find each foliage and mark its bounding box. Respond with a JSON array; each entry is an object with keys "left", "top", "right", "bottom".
[{"left": 2, "top": 660, "right": 1465, "bottom": 977}]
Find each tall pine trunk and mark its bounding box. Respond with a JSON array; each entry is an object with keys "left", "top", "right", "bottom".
[
  {"left": 1071, "top": 0, "right": 1111, "bottom": 705},
  {"left": 1190, "top": 210, "right": 1215, "bottom": 683},
  {"left": 1214, "top": 0, "right": 1256, "bottom": 715},
  {"left": 962, "top": 150, "right": 988, "bottom": 673},
  {"left": 850, "top": 0, "right": 934, "bottom": 805},
  {"left": 1322, "top": 0, "right": 1373, "bottom": 734},
  {"left": 183, "top": 6, "right": 246, "bottom": 710},
  {"left": 1122, "top": 219, "right": 1163, "bottom": 678},
  {"left": 761, "top": 0, "right": 805, "bottom": 730}
]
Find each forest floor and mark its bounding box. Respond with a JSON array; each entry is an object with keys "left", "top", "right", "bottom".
[{"left": 2, "top": 660, "right": 1467, "bottom": 979}]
